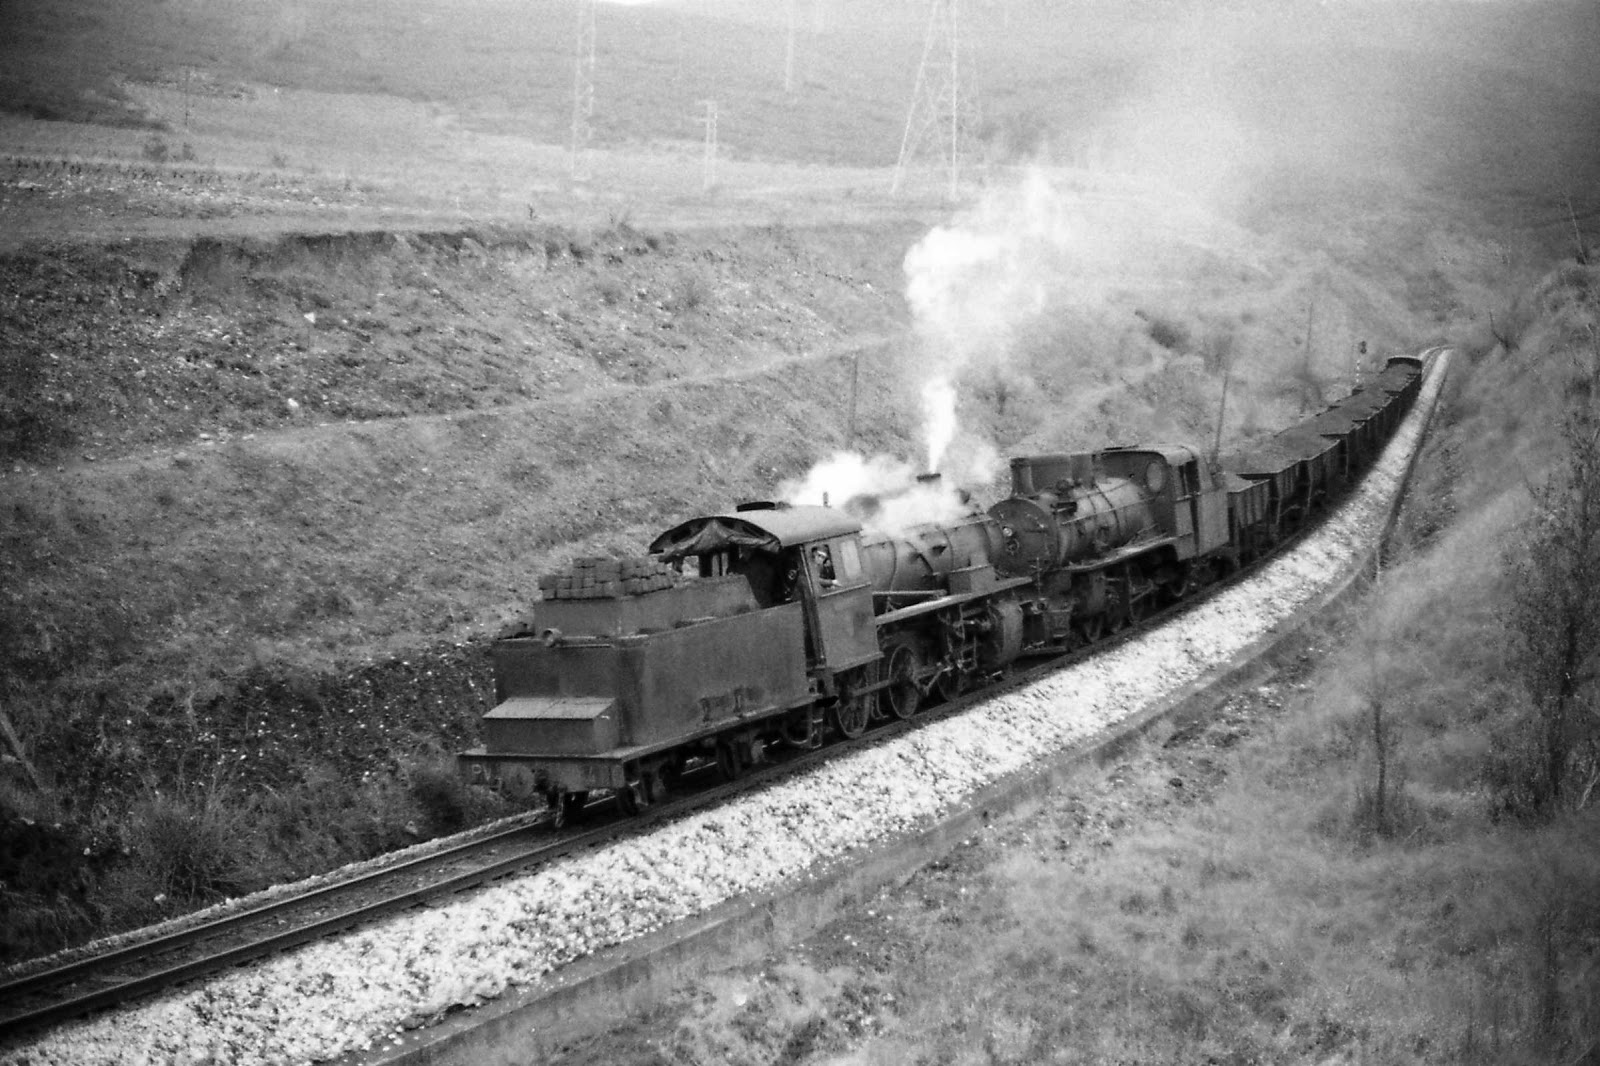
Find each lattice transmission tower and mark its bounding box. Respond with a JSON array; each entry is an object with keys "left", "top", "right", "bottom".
[
  {"left": 569, "top": 0, "right": 597, "bottom": 180},
  {"left": 892, "top": 0, "right": 976, "bottom": 199},
  {"left": 698, "top": 99, "right": 719, "bottom": 191}
]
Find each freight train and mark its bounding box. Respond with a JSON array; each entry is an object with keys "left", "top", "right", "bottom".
[{"left": 460, "top": 355, "right": 1426, "bottom": 823}]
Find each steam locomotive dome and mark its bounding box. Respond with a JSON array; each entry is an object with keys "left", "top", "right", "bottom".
[{"left": 988, "top": 452, "right": 1158, "bottom": 576}]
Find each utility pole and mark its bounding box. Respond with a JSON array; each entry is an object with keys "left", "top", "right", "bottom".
[
  {"left": 570, "top": 0, "right": 597, "bottom": 180},
  {"left": 892, "top": 0, "right": 965, "bottom": 200},
  {"left": 846, "top": 351, "right": 861, "bottom": 450},
  {"left": 1212, "top": 357, "right": 1232, "bottom": 465},
  {"left": 698, "top": 99, "right": 719, "bottom": 191},
  {"left": 784, "top": 0, "right": 798, "bottom": 94}
]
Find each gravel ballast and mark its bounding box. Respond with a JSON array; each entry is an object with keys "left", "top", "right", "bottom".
[{"left": 2, "top": 353, "right": 1448, "bottom": 1066}]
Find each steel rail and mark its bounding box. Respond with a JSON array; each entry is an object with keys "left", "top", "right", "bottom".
[
  {"left": 0, "top": 609, "right": 1146, "bottom": 1044},
  {"left": 0, "top": 819, "right": 548, "bottom": 1038},
  {"left": 0, "top": 409, "right": 1409, "bottom": 1042}
]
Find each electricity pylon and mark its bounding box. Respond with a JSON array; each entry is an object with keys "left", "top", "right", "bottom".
[
  {"left": 570, "top": 0, "right": 597, "bottom": 180},
  {"left": 892, "top": 0, "right": 969, "bottom": 199},
  {"left": 784, "top": 0, "right": 798, "bottom": 94},
  {"left": 698, "top": 99, "right": 719, "bottom": 191}
]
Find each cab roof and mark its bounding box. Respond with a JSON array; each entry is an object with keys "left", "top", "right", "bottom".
[{"left": 648, "top": 504, "right": 862, "bottom": 558}]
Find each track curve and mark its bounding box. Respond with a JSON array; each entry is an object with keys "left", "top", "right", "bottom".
[{"left": 0, "top": 351, "right": 1449, "bottom": 1066}]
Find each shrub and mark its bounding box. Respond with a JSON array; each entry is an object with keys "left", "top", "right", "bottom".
[
  {"left": 0, "top": 348, "right": 71, "bottom": 459},
  {"left": 594, "top": 275, "right": 625, "bottom": 306},
  {"left": 407, "top": 754, "right": 505, "bottom": 834},
  {"left": 1138, "top": 310, "right": 1191, "bottom": 353},
  {"left": 668, "top": 268, "right": 711, "bottom": 313},
  {"left": 129, "top": 787, "right": 256, "bottom": 902},
  {"left": 1497, "top": 381, "right": 1600, "bottom": 818},
  {"left": 1486, "top": 296, "right": 1535, "bottom": 354}
]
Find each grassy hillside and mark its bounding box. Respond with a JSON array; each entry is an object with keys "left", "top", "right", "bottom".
[
  {"left": 4, "top": 0, "right": 1599, "bottom": 198},
  {"left": 1, "top": 0, "right": 1598, "bottom": 972},
  {"left": 0, "top": 195, "right": 1503, "bottom": 960},
  {"left": 536, "top": 258, "right": 1600, "bottom": 1066}
]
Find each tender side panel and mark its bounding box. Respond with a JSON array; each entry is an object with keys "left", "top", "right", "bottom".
[
  {"left": 619, "top": 602, "right": 811, "bottom": 748},
  {"left": 493, "top": 640, "right": 618, "bottom": 705}
]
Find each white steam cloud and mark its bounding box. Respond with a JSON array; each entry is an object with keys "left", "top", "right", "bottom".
[
  {"left": 777, "top": 451, "right": 974, "bottom": 532},
  {"left": 784, "top": 170, "right": 1088, "bottom": 533},
  {"left": 904, "top": 169, "right": 1081, "bottom": 375}
]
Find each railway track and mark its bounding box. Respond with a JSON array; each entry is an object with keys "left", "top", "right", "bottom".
[
  {"left": 0, "top": 352, "right": 1445, "bottom": 1065},
  {"left": 3, "top": 337, "right": 1440, "bottom": 1040},
  {"left": 0, "top": 818, "right": 559, "bottom": 1039},
  {"left": 0, "top": 566, "right": 1239, "bottom": 1043}
]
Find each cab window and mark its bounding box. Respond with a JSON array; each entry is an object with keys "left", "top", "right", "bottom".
[
  {"left": 811, "top": 544, "right": 837, "bottom": 586},
  {"left": 833, "top": 538, "right": 861, "bottom": 580}
]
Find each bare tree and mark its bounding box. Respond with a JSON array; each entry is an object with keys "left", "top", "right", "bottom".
[{"left": 1501, "top": 338, "right": 1600, "bottom": 816}]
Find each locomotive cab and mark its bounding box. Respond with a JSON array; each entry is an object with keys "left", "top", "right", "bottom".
[
  {"left": 650, "top": 504, "right": 880, "bottom": 678},
  {"left": 1097, "top": 445, "right": 1231, "bottom": 561}
]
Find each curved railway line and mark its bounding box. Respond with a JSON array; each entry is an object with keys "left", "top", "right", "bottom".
[
  {"left": 0, "top": 540, "right": 1347, "bottom": 1042},
  {"left": 0, "top": 350, "right": 1447, "bottom": 1055}
]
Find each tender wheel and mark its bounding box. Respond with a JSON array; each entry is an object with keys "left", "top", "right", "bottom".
[
  {"left": 831, "top": 690, "right": 872, "bottom": 740},
  {"left": 615, "top": 772, "right": 654, "bottom": 817},
  {"left": 715, "top": 741, "right": 744, "bottom": 783},
  {"left": 884, "top": 643, "right": 921, "bottom": 721},
  {"left": 659, "top": 758, "right": 685, "bottom": 794},
  {"left": 501, "top": 763, "right": 539, "bottom": 801},
  {"left": 550, "top": 789, "right": 587, "bottom": 829}
]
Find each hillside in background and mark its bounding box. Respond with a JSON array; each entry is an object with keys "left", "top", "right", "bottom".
[
  {"left": 3, "top": 0, "right": 1599, "bottom": 225},
  {"left": 1, "top": 8, "right": 1598, "bottom": 1055}
]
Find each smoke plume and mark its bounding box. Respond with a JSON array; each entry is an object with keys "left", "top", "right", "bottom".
[
  {"left": 783, "top": 170, "right": 1083, "bottom": 532},
  {"left": 778, "top": 451, "right": 974, "bottom": 532}
]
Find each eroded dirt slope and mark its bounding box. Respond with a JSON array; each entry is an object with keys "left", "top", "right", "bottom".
[{"left": 0, "top": 168, "right": 1528, "bottom": 960}]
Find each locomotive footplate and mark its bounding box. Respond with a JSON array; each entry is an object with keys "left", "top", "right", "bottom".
[{"left": 874, "top": 574, "right": 1034, "bottom": 627}]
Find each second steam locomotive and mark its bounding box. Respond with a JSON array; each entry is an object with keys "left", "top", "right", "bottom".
[{"left": 460, "top": 356, "right": 1426, "bottom": 822}]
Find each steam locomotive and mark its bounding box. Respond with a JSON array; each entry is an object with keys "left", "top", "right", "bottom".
[{"left": 460, "top": 355, "right": 1426, "bottom": 822}]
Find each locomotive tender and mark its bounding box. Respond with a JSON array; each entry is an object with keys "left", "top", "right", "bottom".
[{"left": 460, "top": 355, "right": 1425, "bottom": 822}]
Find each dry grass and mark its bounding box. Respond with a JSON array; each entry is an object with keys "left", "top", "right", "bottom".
[
  {"left": 0, "top": 206, "right": 1561, "bottom": 962},
  {"left": 4, "top": 0, "right": 1599, "bottom": 1015},
  {"left": 532, "top": 261, "right": 1600, "bottom": 1066},
  {"left": 955, "top": 262, "right": 1600, "bottom": 1065}
]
